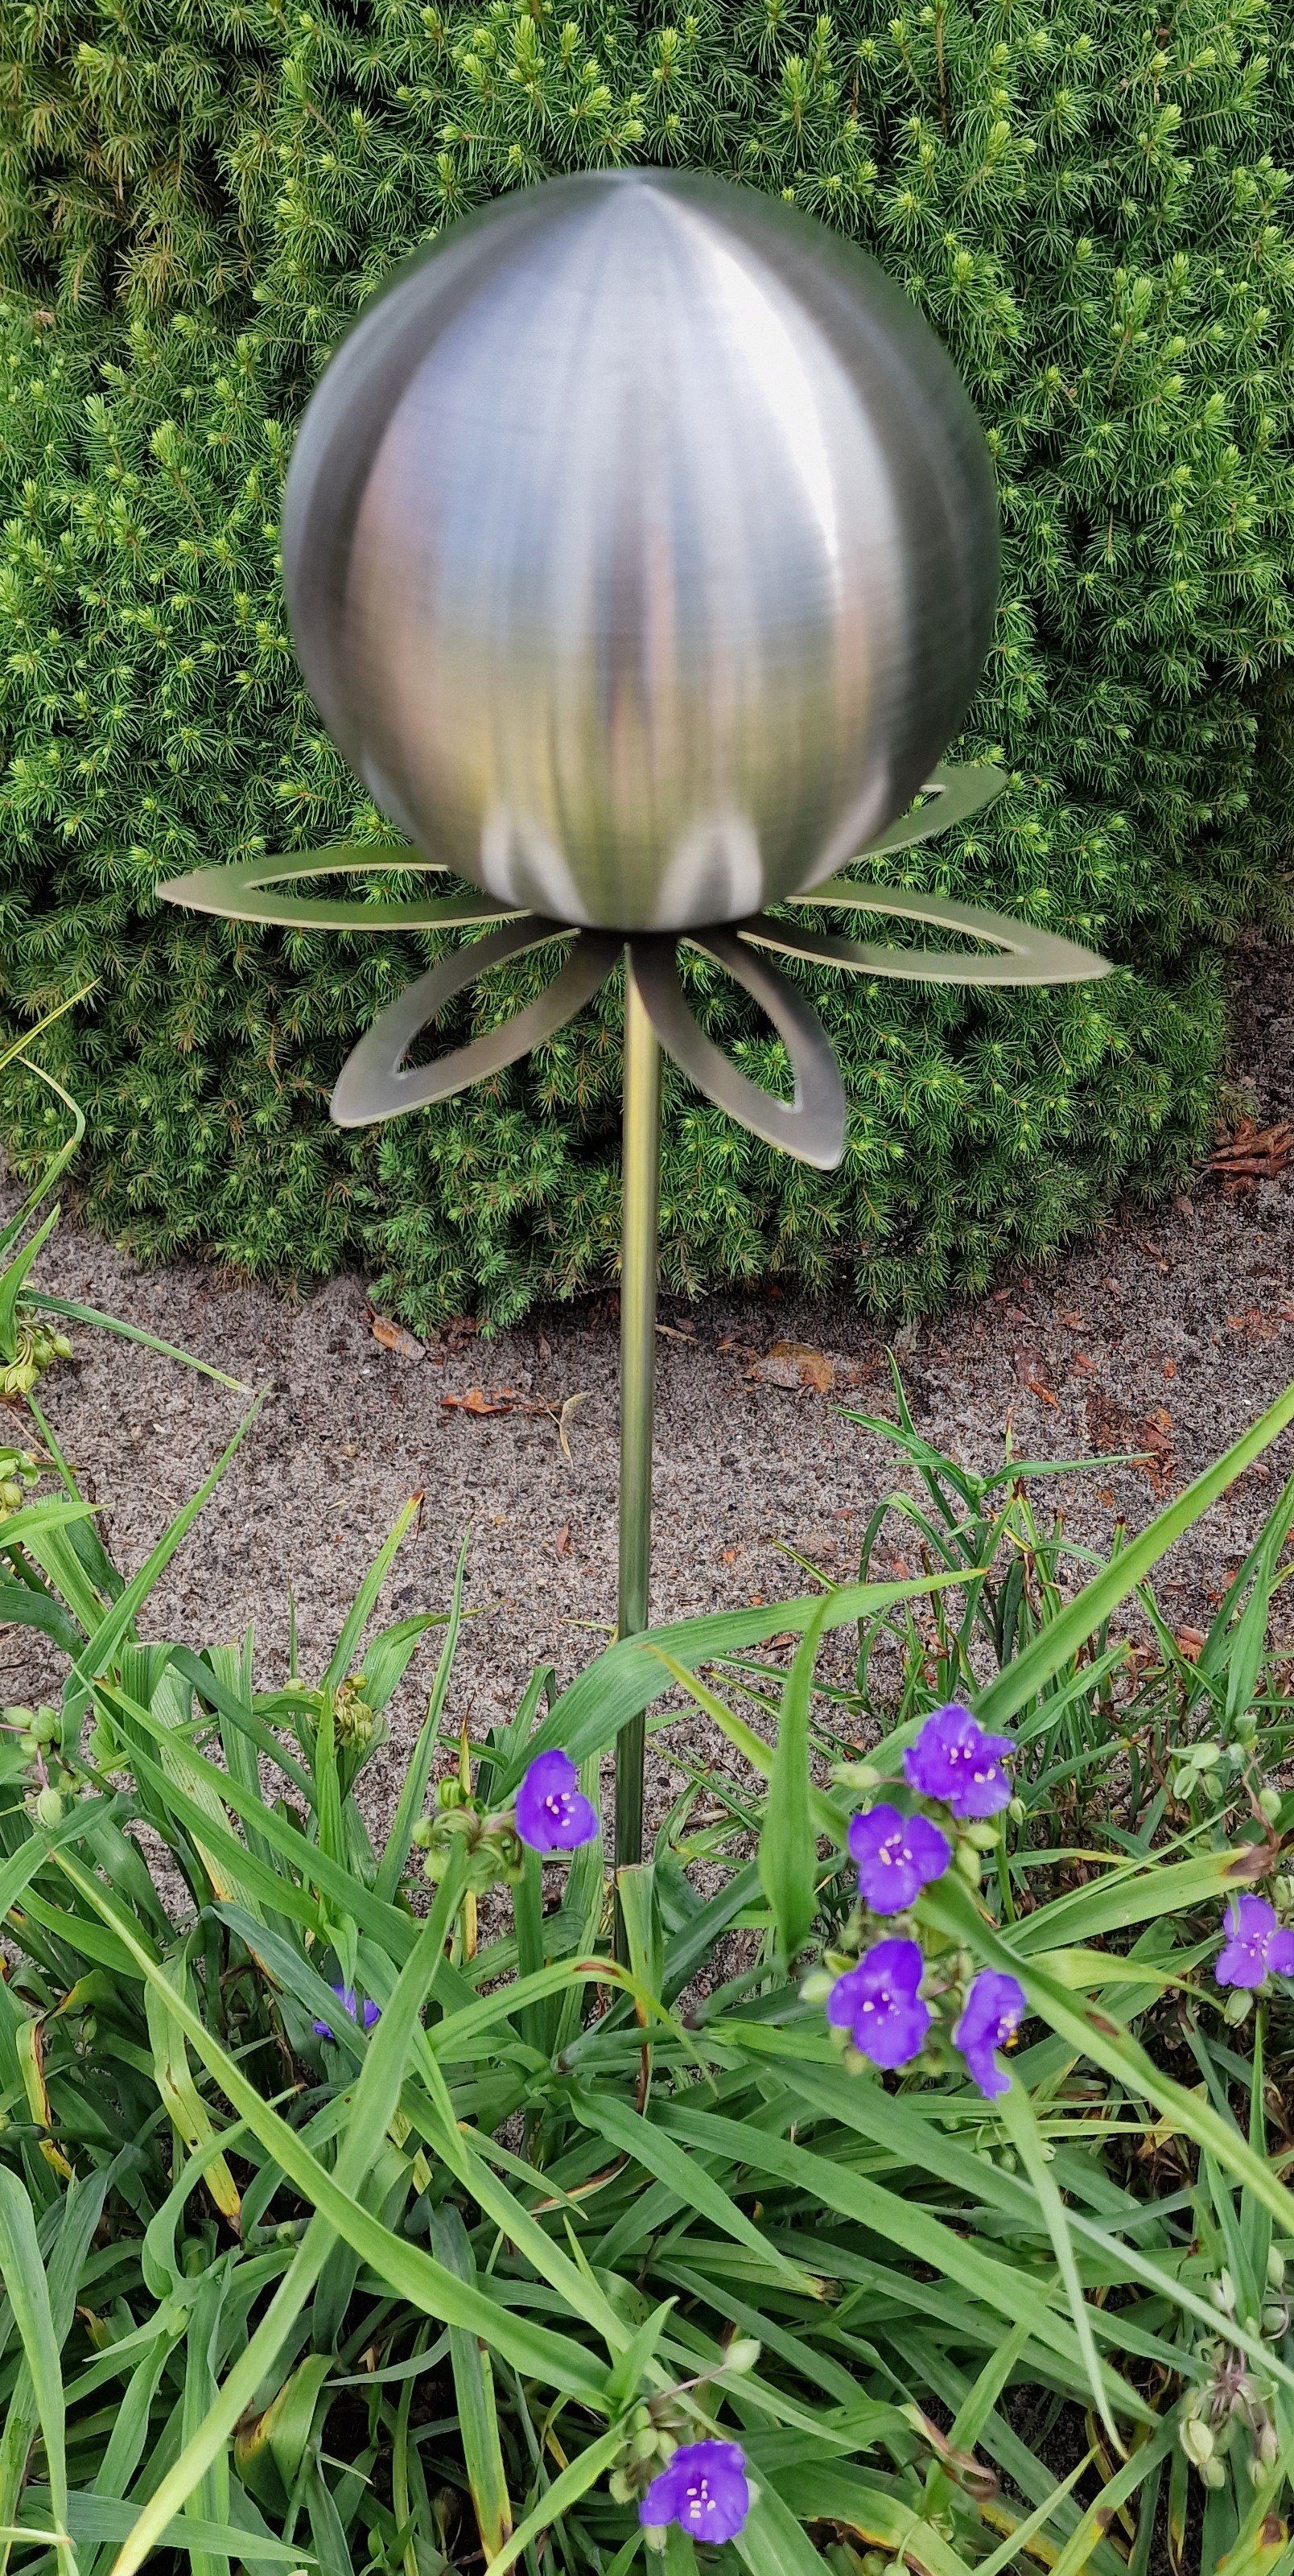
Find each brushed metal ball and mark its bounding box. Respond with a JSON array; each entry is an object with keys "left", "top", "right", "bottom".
[{"left": 282, "top": 171, "right": 999, "bottom": 934}]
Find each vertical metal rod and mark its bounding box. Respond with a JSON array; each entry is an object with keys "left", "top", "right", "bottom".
[{"left": 614, "top": 954, "right": 661, "bottom": 1883}]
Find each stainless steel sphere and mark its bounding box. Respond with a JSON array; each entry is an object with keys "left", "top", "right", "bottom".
[{"left": 282, "top": 171, "right": 999, "bottom": 934}]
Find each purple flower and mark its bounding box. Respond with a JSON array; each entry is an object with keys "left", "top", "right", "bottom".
[
  {"left": 904, "top": 1704, "right": 1014, "bottom": 1819},
  {"left": 312, "top": 1983, "right": 381, "bottom": 2040},
  {"left": 513, "top": 1749, "right": 600, "bottom": 1853},
  {"left": 826, "top": 1939, "right": 930, "bottom": 2069},
  {"left": 954, "top": 1970, "right": 1026, "bottom": 2099},
  {"left": 848, "top": 1803, "right": 950, "bottom": 1914},
  {"left": 639, "top": 2440, "right": 750, "bottom": 2545},
  {"left": 1215, "top": 1894, "right": 1294, "bottom": 1991}
]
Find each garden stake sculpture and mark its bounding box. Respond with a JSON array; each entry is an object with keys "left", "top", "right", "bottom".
[{"left": 162, "top": 171, "right": 1110, "bottom": 1883}]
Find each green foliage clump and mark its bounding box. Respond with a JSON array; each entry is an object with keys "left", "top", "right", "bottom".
[
  {"left": 5, "top": 1090, "right": 1294, "bottom": 2572},
  {"left": 1, "top": 0, "right": 1292, "bottom": 1325}
]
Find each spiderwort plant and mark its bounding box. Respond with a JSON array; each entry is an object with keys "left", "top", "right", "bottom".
[{"left": 814, "top": 1705, "right": 1025, "bottom": 2099}]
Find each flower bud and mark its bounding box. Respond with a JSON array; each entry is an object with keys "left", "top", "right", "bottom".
[
  {"left": 410, "top": 1819, "right": 432, "bottom": 1848},
  {"left": 1172, "top": 1768, "right": 1195, "bottom": 1801},
  {"left": 1261, "top": 2300, "right": 1288, "bottom": 2339},
  {"left": 1234, "top": 1710, "right": 1258, "bottom": 1745},
  {"left": 1212, "top": 2270, "right": 1237, "bottom": 2314},
  {"left": 1200, "top": 2455, "right": 1226, "bottom": 2490},
  {"left": 1008, "top": 1796, "right": 1025, "bottom": 1822},
  {"left": 831, "top": 1761, "right": 880, "bottom": 1791},
  {"left": 1259, "top": 1787, "right": 1283, "bottom": 1824},
  {"left": 1193, "top": 1741, "right": 1222, "bottom": 1769},
  {"left": 799, "top": 1969, "right": 834, "bottom": 2005},
  {"left": 1225, "top": 1988, "right": 1254, "bottom": 2026},
  {"left": 1267, "top": 2248, "right": 1287, "bottom": 2290},
  {"left": 35, "top": 1787, "right": 64, "bottom": 1826},
  {"left": 955, "top": 1841, "right": 982, "bottom": 1886},
  {"left": 1180, "top": 2414, "right": 1214, "bottom": 2468},
  {"left": 966, "top": 1823, "right": 999, "bottom": 1851},
  {"left": 723, "top": 2337, "right": 761, "bottom": 2375}
]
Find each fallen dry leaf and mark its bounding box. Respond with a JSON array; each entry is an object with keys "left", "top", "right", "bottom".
[
  {"left": 556, "top": 1391, "right": 589, "bottom": 1460},
  {"left": 1174, "top": 1626, "right": 1206, "bottom": 1662},
  {"left": 1013, "top": 1348, "right": 1058, "bottom": 1406},
  {"left": 746, "top": 1340, "right": 835, "bottom": 1394},
  {"left": 441, "top": 1382, "right": 591, "bottom": 1456},
  {"left": 441, "top": 1385, "right": 525, "bottom": 1417},
  {"left": 369, "top": 1310, "right": 426, "bottom": 1362},
  {"left": 1209, "top": 1118, "right": 1293, "bottom": 1192},
  {"left": 554, "top": 1523, "right": 571, "bottom": 1558}
]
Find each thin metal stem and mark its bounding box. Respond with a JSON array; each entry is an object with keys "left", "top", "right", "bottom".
[{"left": 614, "top": 955, "right": 661, "bottom": 1886}]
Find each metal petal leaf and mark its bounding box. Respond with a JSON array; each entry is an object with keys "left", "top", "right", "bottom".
[
  {"left": 629, "top": 931, "right": 846, "bottom": 1171},
  {"left": 740, "top": 895, "right": 1110, "bottom": 988},
  {"left": 331, "top": 921, "right": 618, "bottom": 1126},
  {"left": 159, "top": 844, "right": 521, "bottom": 933},
  {"left": 815, "top": 760, "right": 1008, "bottom": 872}
]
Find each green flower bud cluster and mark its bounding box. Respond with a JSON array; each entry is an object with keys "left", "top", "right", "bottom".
[
  {"left": 0, "top": 1446, "right": 41, "bottom": 1517},
  {"left": 1170, "top": 1737, "right": 1244, "bottom": 1804},
  {"left": 2, "top": 1317, "right": 72, "bottom": 1400},
  {"left": 1170, "top": 1724, "right": 1282, "bottom": 1824},
  {"left": 332, "top": 1672, "right": 376, "bottom": 1749},
  {"left": 1177, "top": 2263, "right": 1285, "bottom": 2492},
  {"left": 6, "top": 1704, "right": 76, "bottom": 1820},
  {"left": 411, "top": 1778, "right": 523, "bottom": 1894}
]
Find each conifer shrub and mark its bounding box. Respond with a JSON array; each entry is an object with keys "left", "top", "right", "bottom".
[{"left": 1, "top": 0, "right": 1292, "bottom": 1325}]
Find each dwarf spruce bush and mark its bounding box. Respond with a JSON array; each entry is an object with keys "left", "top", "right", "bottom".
[{"left": 1, "top": 0, "right": 1292, "bottom": 1325}]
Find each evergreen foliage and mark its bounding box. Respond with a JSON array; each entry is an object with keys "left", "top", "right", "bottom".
[{"left": 1, "top": 0, "right": 1292, "bottom": 1326}]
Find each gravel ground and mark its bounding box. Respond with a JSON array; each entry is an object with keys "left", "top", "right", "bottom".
[{"left": 6, "top": 936, "right": 1292, "bottom": 1840}]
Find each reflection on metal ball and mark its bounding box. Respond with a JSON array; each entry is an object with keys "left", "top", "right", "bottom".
[{"left": 282, "top": 170, "right": 999, "bottom": 935}]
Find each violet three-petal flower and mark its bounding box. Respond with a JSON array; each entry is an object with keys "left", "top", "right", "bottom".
[
  {"left": 1216, "top": 1893, "right": 1294, "bottom": 1990},
  {"left": 826, "top": 1938, "right": 930, "bottom": 2069},
  {"left": 639, "top": 2439, "right": 751, "bottom": 2545},
  {"left": 904, "top": 1703, "right": 1014, "bottom": 1819},
  {"left": 513, "top": 1748, "right": 600, "bottom": 1853},
  {"left": 954, "top": 1969, "right": 1025, "bottom": 2099},
  {"left": 312, "top": 1982, "right": 381, "bottom": 2039},
  {"left": 847, "top": 1803, "right": 950, "bottom": 1914}
]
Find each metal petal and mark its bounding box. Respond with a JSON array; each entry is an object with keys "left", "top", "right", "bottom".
[
  {"left": 629, "top": 932, "right": 846, "bottom": 1171},
  {"left": 740, "top": 892, "right": 1109, "bottom": 987},
  {"left": 159, "top": 843, "right": 521, "bottom": 934},
  {"left": 331, "top": 921, "right": 618, "bottom": 1127},
  {"left": 807, "top": 761, "right": 1008, "bottom": 877}
]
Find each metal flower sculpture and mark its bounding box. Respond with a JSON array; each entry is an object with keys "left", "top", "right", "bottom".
[{"left": 162, "top": 171, "right": 1109, "bottom": 1874}]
